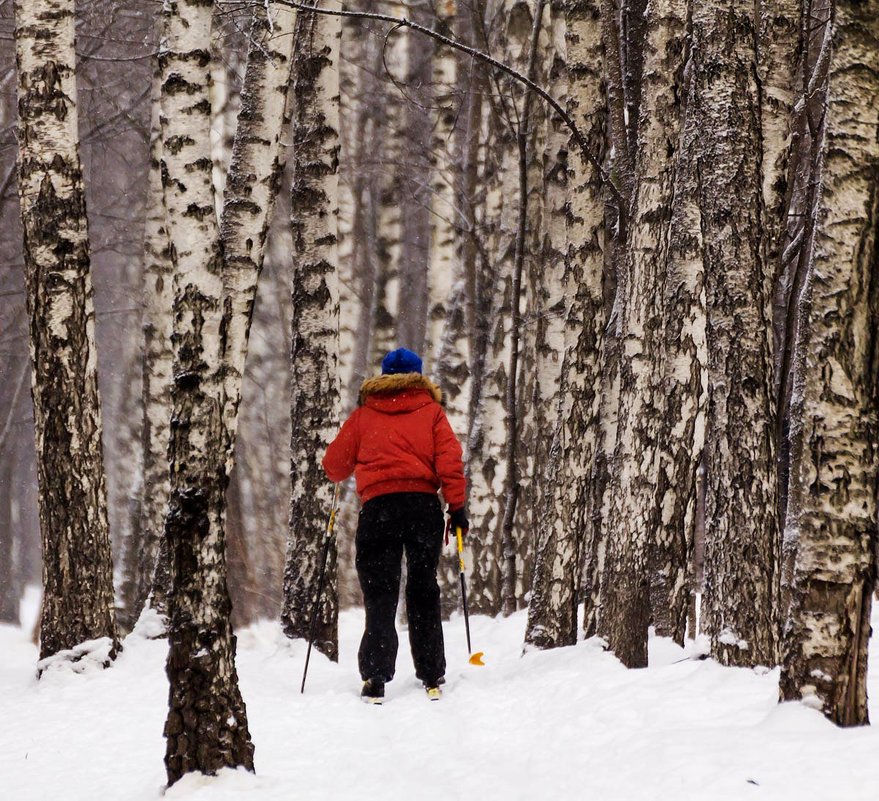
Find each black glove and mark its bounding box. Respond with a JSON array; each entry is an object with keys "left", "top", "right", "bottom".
[{"left": 449, "top": 506, "right": 469, "bottom": 535}]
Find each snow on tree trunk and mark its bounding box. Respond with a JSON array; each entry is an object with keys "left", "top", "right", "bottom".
[
  {"left": 598, "top": 0, "right": 688, "bottom": 669},
  {"left": 693, "top": 0, "right": 779, "bottom": 667},
  {"left": 779, "top": 0, "right": 879, "bottom": 726},
  {"left": 525, "top": 0, "right": 607, "bottom": 650},
  {"left": 158, "top": 0, "right": 253, "bottom": 783},
  {"left": 13, "top": 0, "right": 120, "bottom": 664},
  {"left": 281, "top": 5, "right": 342, "bottom": 662},
  {"left": 651, "top": 57, "right": 706, "bottom": 645}
]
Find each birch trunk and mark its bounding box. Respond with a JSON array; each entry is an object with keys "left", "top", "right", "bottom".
[
  {"left": 138, "top": 57, "right": 174, "bottom": 622},
  {"left": 581, "top": 0, "right": 637, "bottom": 639},
  {"left": 13, "top": 0, "right": 119, "bottom": 663},
  {"left": 159, "top": 0, "right": 253, "bottom": 783},
  {"left": 440, "top": 10, "right": 486, "bottom": 617},
  {"left": 281, "top": 4, "right": 342, "bottom": 662},
  {"left": 396, "top": 14, "right": 434, "bottom": 355},
  {"left": 466, "top": 1, "right": 519, "bottom": 616},
  {"left": 219, "top": 2, "right": 297, "bottom": 459},
  {"left": 651, "top": 62, "right": 706, "bottom": 644},
  {"left": 525, "top": 0, "right": 606, "bottom": 649},
  {"left": 779, "top": 0, "right": 879, "bottom": 726},
  {"left": 693, "top": 0, "right": 779, "bottom": 667},
  {"left": 599, "top": 0, "right": 688, "bottom": 668},
  {"left": 427, "top": 5, "right": 459, "bottom": 374}
]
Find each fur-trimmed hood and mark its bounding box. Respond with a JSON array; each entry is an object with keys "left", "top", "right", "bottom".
[{"left": 359, "top": 372, "right": 442, "bottom": 406}]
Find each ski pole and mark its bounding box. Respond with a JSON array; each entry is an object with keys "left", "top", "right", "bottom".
[
  {"left": 300, "top": 484, "right": 340, "bottom": 694},
  {"left": 456, "top": 526, "right": 485, "bottom": 666}
]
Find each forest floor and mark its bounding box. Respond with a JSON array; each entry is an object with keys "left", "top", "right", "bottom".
[{"left": 2, "top": 587, "right": 878, "bottom": 801}]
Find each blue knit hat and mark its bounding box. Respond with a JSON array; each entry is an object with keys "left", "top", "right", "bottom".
[{"left": 381, "top": 348, "right": 423, "bottom": 375}]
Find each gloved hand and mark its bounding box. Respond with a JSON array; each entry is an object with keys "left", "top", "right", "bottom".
[{"left": 449, "top": 506, "right": 469, "bottom": 536}]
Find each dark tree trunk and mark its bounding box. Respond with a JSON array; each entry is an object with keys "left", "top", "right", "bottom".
[
  {"left": 693, "top": 0, "right": 780, "bottom": 667},
  {"left": 779, "top": 0, "right": 879, "bottom": 727},
  {"left": 281, "top": 7, "right": 342, "bottom": 662},
  {"left": 14, "top": 0, "right": 120, "bottom": 664}
]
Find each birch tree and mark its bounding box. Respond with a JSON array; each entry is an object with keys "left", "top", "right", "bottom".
[
  {"left": 598, "top": 0, "right": 688, "bottom": 668},
  {"left": 426, "top": 1, "right": 459, "bottom": 378},
  {"left": 779, "top": 0, "right": 879, "bottom": 726},
  {"left": 525, "top": 0, "right": 606, "bottom": 649},
  {"left": 651, "top": 59, "right": 706, "bottom": 644},
  {"left": 135, "top": 59, "right": 174, "bottom": 622},
  {"left": 693, "top": 0, "right": 780, "bottom": 667},
  {"left": 13, "top": 0, "right": 119, "bottom": 664},
  {"left": 158, "top": 0, "right": 254, "bottom": 782},
  {"left": 281, "top": 3, "right": 342, "bottom": 661}
]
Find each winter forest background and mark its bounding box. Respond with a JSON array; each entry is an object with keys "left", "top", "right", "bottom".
[{"left": 0, "top": 0, "right": 877, "bottom": 796}]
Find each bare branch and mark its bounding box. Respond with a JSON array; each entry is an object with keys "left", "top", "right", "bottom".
[{"left": 221, "top": 0, "right": 626, "bottom": 221}]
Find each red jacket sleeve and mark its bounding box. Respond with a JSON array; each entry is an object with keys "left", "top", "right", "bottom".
[
  {"left": 322, "top": 411, "right": 359, "bottom": 483},
  {"left": 433, "top": 407, "right": 466, "bottom": 509}
]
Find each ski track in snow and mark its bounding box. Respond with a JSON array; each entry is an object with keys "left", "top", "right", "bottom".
[{"left": 2, "top": 587, "right": 877, "bottom": 801}]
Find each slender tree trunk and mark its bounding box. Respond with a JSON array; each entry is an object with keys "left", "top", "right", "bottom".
[
  {"left": 0, "top": 455, "right": 19, "bottom": 623},
  {"left": 779, "top": 0, "right": 879, "bottom": 727},
  {"left": 219, "top": 2, "right": 297, "bottom": 458},
  {"left": 496, "top": 0, "right": 548, "bottom": 618},
  {"left": 13, "top": 0, "right": 119, "bottom": 664},
  {"left": 651, "top": 55, "right": 706, "bottom": 645},
  {"left": 159, "top": 0, "right": 253, "bottom": 783},
  {"left": 465, "top": 4, "right": 517, "bottom": 617},
  {"left": 525, "top": 0, "right": 606, "bottom": 650},
  {"left": 598, "top": 0, "right": 688, "bottom": 668},
  {"left": 580, "top": 0, "right": 637, "bottom": 639},
  {"left": 281, "top": 4, "right": 342, "bottom": 662},
  {"left": 396, "top": 9, "right": 434, "bottom": 355},
  {"left": 138, "top": 55, "right": 174, "bottom": 623},
  {"left": 693, "top": 0, "right": 779, "bottom": 667},
  {"left": 427, "top": 5, "right": 459, "bottom": 375}
]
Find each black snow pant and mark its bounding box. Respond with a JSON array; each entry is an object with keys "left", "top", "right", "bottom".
[{"left": 355, "top": 492, "right": 446, "bottom": 685}]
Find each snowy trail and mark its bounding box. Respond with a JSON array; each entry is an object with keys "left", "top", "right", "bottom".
[{"left": 2, "top": 590, "right": 878, "bottom": 801}]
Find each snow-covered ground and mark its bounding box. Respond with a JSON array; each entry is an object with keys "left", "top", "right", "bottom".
[{"left": 2, "top": 587, "right": 878, "bottom": 801}]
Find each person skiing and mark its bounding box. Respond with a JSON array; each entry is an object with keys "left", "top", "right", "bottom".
[{"left": 322, "top": 347, "right": 468, "bottom": 704}]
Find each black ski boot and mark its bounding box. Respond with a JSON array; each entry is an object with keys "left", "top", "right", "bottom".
[{"left": 361, "top": 678, "right": 385, "bottom": 705}]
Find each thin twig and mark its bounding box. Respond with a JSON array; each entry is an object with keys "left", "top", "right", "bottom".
[{"left": 237, "top": 0, "right": 626, "bottom": 221}]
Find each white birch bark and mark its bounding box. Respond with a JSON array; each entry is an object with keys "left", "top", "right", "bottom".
[
  {"left": 526, "top": 0, "right": 606, "bottom": 649},
  {"left": 779, "top": 0, "right": 879, "bottom": 726},
  {"left": 693, "top": 0, "right": 780, "bottom": 667},
  {"left": 138, "top": 58, "right": 174, "bottom": 622},
  {"left": 13, "top": 0, "right": 119, "bottom": 664},
  {"left": 219, "top": 2, "right": 297, "bottom": 461},
  {"left": 598, "top": 0, "right": 688, "bottom": 668},
  {"left": 652, "top": 60, "right": 707, "bottom": 644},
  {"left": 158, "top": 0, "right": 253, "bottom": 783},
  {"left": 281, "top": 3, "right": 342, "bottom": 661},
  {"left": 465, "top": 1, "right": 520, "bottom": 616}
]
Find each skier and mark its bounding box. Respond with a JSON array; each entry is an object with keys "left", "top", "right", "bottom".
[{"left": 322, "top": 348, "right": 469, "bottom": 704}]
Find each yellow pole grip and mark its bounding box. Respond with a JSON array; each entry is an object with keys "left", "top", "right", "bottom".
[{"left": 456, "top": 526, "right": 465, "bottom": 572}]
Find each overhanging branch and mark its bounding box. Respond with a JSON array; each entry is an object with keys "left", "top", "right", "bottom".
[{"left": 247, "top": 0, "right": 626, "bottom": 222}]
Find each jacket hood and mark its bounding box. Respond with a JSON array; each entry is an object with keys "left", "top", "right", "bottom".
[{"left": 359, "top": 373, "right": 442, "bottom": 413}]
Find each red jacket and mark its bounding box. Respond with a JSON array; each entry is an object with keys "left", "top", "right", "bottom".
[{"left": 322, "top": 373, "right": 466, "bottom": 509}]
